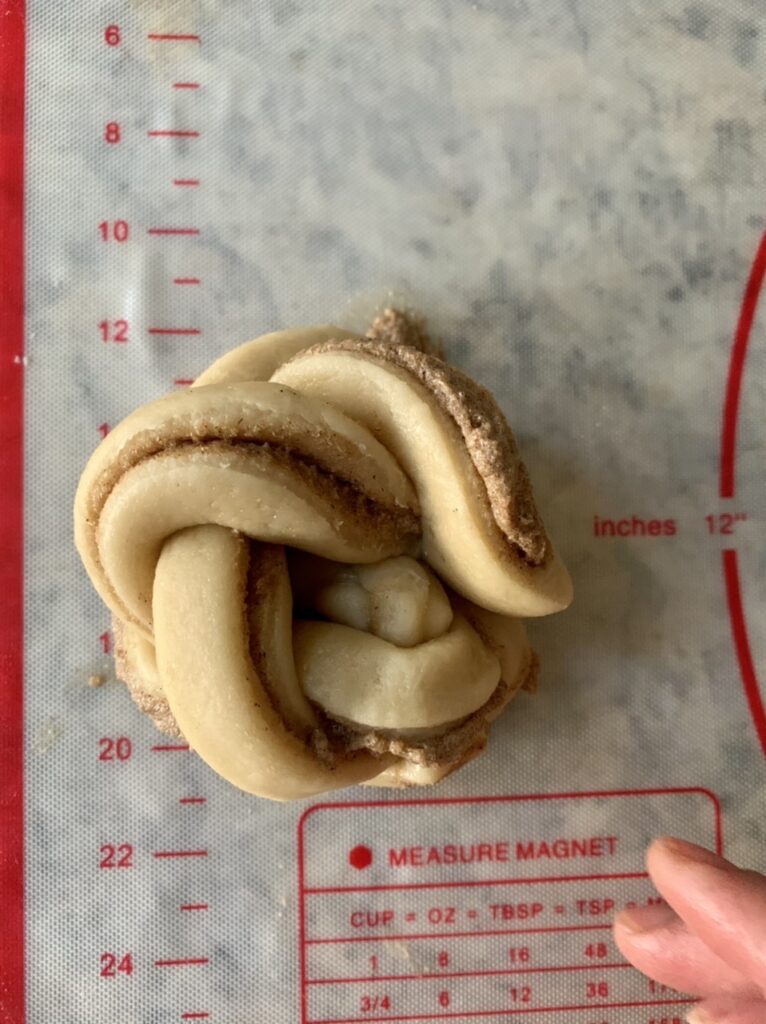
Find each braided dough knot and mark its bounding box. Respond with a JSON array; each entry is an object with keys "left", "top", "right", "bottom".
[{"left": 75, "top": 314, "right": 572, "bottom": 799}]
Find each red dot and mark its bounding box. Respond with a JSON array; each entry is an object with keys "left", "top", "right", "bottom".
[{"left": 349, "top": 844, "right": 373, "bottom": 870}]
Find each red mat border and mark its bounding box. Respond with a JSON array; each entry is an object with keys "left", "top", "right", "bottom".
[
  {"left": 0, "top": 1, "right": 26, "bottom": 1021},
  {"left": 0, "top": 7, "right": 761, "bottom": 1019}
]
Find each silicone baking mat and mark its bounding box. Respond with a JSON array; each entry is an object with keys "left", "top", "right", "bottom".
[{"left": 1, "top": 1, "right": 765, "bottom": 1022}]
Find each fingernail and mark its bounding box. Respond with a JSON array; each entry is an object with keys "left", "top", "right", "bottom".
[
  {"left": 686, "top": 1009, "right": 713, "bottom": 1024},
  {"left": 655, "top": 836, "right": 731, "bottom": 870},
  {"left": 617, "top": 902, "right": 678, "bottom": 934}
]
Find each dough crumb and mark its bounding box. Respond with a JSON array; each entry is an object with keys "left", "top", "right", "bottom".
[{"left": 366, "top": 307, "right": 442, "bottom": 356}]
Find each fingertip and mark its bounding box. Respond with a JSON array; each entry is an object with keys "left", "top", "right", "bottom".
[
  {"left": 647, "top": 835, "right": 675, "bottom": 868},
  {"left": 612, "top": 909, "right": 636, "bottom": 958},
  {"left": 613, "top": 909, "right": 762, "bottom": 1004},
  {"left": 688, "top": 997, "right": 766, "bottom": 1024},
  {"left": 643, "top": 837, "right": 766, "bottom": 992},
  {"left": 645, "top": 836, "right": 682, "bottom": 885},
  {"left": 614, "top": 902, "right": 678, "bottom": 936},
  {"left": 612, "top": 909, "right": 648, "bottom": 966},
  {"left": 685, "top": 1009, "right": 711, "bottom": 1024},
  {"left": 649, "top": 836, "right": 731, "bottom": 871},
  {"left": 612, "top": 904, "right": 681, "bottom": 975}
]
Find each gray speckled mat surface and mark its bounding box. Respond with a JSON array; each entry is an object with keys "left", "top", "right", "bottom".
[{"left": 24, "top": 1, "right": 765, "bottom": 1022}]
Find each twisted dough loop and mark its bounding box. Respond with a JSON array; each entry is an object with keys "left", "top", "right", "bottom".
[
  {"left": 76, "top": 378, "right": 419, "bottom": 637},
  {"left": 75, "top": 312, "right": 572, "bottom": 800}
]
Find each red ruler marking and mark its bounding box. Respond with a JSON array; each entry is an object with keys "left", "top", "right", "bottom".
[
  {"left": 723, "top": 549, "right": 766, "bottom": 756},
  {"left": 0, "top": 2, "right": 26, "bottom": 1021},
  {"left": 298, "top": 792, "right": 309, "bottom": 1024},
  {"left": 719, "top": 232, "right": 766, "bottom": 761},
  {"left": 720, "top": 229, "right": 766, "bottom": 498},
  {"left": 148, "top": 33, "right": 201, "bottom": 43},
  {"left": 147, "top": 227, "right": 200, "bottom": 236},
  {"left": 181, "top": 904, "right": 209, "bottom": 912},
  {"left": 174, "top": 82, "right": 201, "bottom": 89},
  {"left": 148, "top": 130, "right": 200, "bottom": 138},
  {"left": 174, "top": 179, "right": 200, "bottom": 187},
  {"left": 309, "top": 962, "right": 632, "bottom": 986},
  {"left": 154, "top": 849, "right": 209, "bottom": 859},
  {"left": 155, "top": 957, "right": 209, "bottom": 968},
  {"left": 299, "top": 791, "right": 721, "bottom": 1024},
  {"left": 307, "top": 1000, "right": 693, "bottom": 1024},
  {"left": 303, "top": 870, "right": 649, "bottom": 896},
  {"left": 305, "top": 922, "right": 612, "bottom": 947},
  {"left": 181, "top": 1015, "right": 210, "bottom": 1020},
  {"left": 174, "top": 277, "right": 201, "bottom": 285},
  {"left": 299, "top": 788, "right": 723, "bottom": 855},
  {"left": 148, "top": 327, "right": 202, "bottom": 336},
  {"left": 152, "top": 743, "right": 191, "bottom": 752},
  {"left": 180, "top": 796, "right": 207, "bottom": 804},
  {"left": 300, "top": 788, "right": 722, "bottom": 818}
]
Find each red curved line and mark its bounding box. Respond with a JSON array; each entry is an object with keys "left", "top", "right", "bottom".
[
  {"left": 720, "top": 230, "right": 766, "bottom": 498},
  {"left": 723, "top": 549, "right": 766, "bottom": 756}
]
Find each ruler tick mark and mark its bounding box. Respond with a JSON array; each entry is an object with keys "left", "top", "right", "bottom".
[
  {"left": 147, "top": 227, "right": 200, "bottom": 236},
  {"left": 180, "top": 796, "right": 207, "bottom": 804},
  {"left": 173, "top": 180, "right": 200, "bottom": 187},
  {"left": 173, "top": 278, "right": 201, "bottom": 285},
  {"left": 148, "top": 328, "right": 201, "bottom": 336},
  {"left": 147, "top": 33, "right": 201, "bottom": 43},
  {"left": 181, "top": 904, "right": 209, "bottom": 912},
  {"left": 151, "top": 743, "right": 190, "bottom": 752},
  {"left": 174, "top": 82, "right": 201, "bottom": 89},
  {"left": 148, "top": 130, "right": 200, "bottom": 139},
  {"left": 154, "top": 849, "right": 209, "bottom": 859},
  {"left": 154, "top": 957, "right": 209, "bottom": 968}
]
